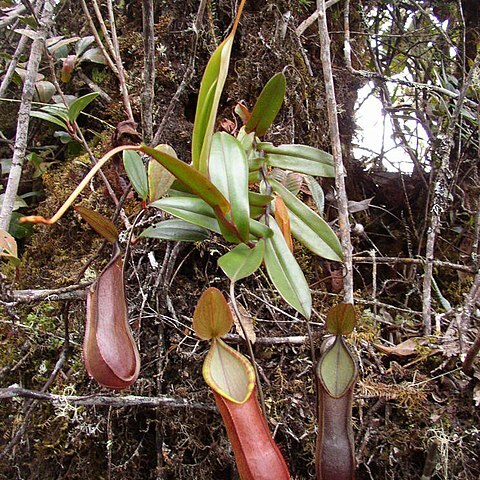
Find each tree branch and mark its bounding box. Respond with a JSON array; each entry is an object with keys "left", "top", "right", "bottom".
[{"left": 0, "top": 387, "right": 216, "bottom": 412}]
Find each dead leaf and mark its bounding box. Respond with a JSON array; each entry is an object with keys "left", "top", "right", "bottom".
[
  {"left": 229, "top": 301, "right": 256, "bottom": 344},
  {"left": 375, "top": 337, "right": 428, "bottom": 357},
  {"left": 274, "top": 195, "right": 293, "bottom": 253}
]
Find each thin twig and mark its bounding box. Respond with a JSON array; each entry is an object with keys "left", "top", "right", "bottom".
[
  {"left": 352, "top": 256, "right": 477, "bottom": 274},
  {"left": 106, "top": 0, "right": 134, "bottom": 122},
  {"left": 229, "top": 282, "right": 266, "bottom": 417},
  {"left": 79, "top": 0, "right": 118, "bottom": 76}
]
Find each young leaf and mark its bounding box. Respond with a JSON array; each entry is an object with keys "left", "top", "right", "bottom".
[
  {"left": 259, "top": 143, "right": 335, "bottom": 177},
  {"left": 68, "top": 92, "right": 100, "bottom": 122},
  {"left": 234, "top": 103, "right": 251, "bottom": 124},
  {"left": 203, "top": 338, "right": 255, "bottom": 403},
  {"left": 245, "top": 72, "right": 286, "bottom": 136},
  {"left": 191, "top": 0, "right": 246, "bottom": 174},
  {"left": 268, "top": 178, "right": 343, "bottom": 262},
  {"left": 139, "top": 219, "right": 210, "bottom": 242},
  {"left": 193, "top": 287, "right": 234, "bottom": 340},
  {"left": 150, "top": 196, "right": 221, "bottom": 234},
  {"left": 140, "top": 145, "right": 230, "bottom": 215},
  {"left": 274, "top": 195, "right": 293, "bottom": 252},
  {"left": 248, "top": 191, "right": 273, "bottom": 207},
  {"left": 218, "top": 241, "right": 265, "bottom": 282},
  {"left": 209, "top": 132, "right": 250, "bottom": 242},
  {"left": 75, "top": 206, "right": 118, "bottom": 243},
  {"left": 317, "top": 336, "right": 357, "bottom": 398},
  {"left": 326, "top": 303, "right": 356, "bottom": 336},
  {"left": 264, "top": 217, "right": 311, "bottom": 319},
  {"left": 148, "top": 144, "right": 176, "bottom": 203},
  {"left": 123, "top": 150, "right": 148, "bottom": 201},
  {"left": 30, "top": 110, "right": 68, "bottom": 130},
  {"left": 84, "top": 251, "right": 140, "bottom": 389}
]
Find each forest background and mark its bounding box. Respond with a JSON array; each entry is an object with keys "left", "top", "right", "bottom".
[{"left": 0, "top": 0, "right": 479, "bottom": 479}]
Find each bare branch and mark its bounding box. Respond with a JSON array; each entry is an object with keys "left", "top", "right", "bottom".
[
  {"left": 0, "top": 387, "right": 216, "bottom": 412},
  {"left": 0, "top": 0, "right": 56, "bottom": 230},
  {"left": 317, "top": 0, "right": 354, "bottom": 303}
]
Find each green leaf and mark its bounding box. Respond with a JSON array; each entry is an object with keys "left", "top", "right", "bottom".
[
  {"left": 140, "top": 219, "right": 210, "bottom": 242},
  {"left": 317, "top": 336, "right": 357, "bottom": 398},
  {"left": 9, "top": 212, "right": 33, "bottom": 239},
  {"left": 218, "top": 241, "right": 265, "bottom": 282},
  {"left": 140, "top": 145, "right": 230, "bottom": 215},
  {"left": 249, "top": 218, "right": 273, "bottom": 239},
  {"left": 150, "top": 196, "right": 221, "bottom": 234},
  {"left": 148, "top": 145, "right": 176, "bottom": 202},
  {"left": 193, "top": 287, "right": 234, "bottom": 340},
  {"left": 123, "top": 150, "right": 148, "bottom": 201},
  {"left": 191, "top": 0, "right": 246, "bottom": 174},
  {"left": 75, "top": 206, "right": 118, "bottom": 243},
  {"left": 326, "top": 303, "right": 356, "bottom": 336},
  {"left": 47, "top": 36, "right": 80, "bottom": 54},
  {"left": 209, "top": 132, "right": 250, "bottom": 242},
  {"left": 264, "top": 217, "right": 311, "bottom": 319},
  {"left": 245, "top": 72, "right": 286, "bottom": 137},
  {"left": 40, "top": 103, "right": 69, "bottom": 121},
  {"left": 203, "top": 337, "right": 255, "bottom": 404},
  {"left": 68, "top": 92, "right": 100, "bottom": 122},
  {"left": 258, "top": 143, "right": 335, "bottom": 177},
  {"left": 248, "top": 191, "right": 273, "bottom": 207},
  {"left": 269, "top": 178, "right": 342, "bottom": 262},
  {"left": 30, "top": 111, "right": 68, "bottom": 130}
]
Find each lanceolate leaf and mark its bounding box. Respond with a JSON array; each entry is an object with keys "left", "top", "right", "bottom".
[
  {"left": 193, "top": 287, "right": 234, "bottom": 341},
  {"left": 326, "top": 303, "right": 356, "bottom": 336},
  {"left": 264, "top": 217, "right": 311, "bottom": 319},
  {"left": 191, "top": 0, "right": 246, "bottom": 174},
  {"left": 123, "top": 150, "right": 148, "bottom": 201},
  {"left": 30, "top": 110, "right": 68, "bottom": 130},
  {"left": 245, "top": 72, "right": 286, "bottom": 136},
  {"left": 268, "top": 178, "right": 342, "bottom": 262},
  {"left": 317, "top": 336, "right": 357, "bottom": 398},
  {"left": 139, "top": 219, "right": 210, "bottom": 242},
  {"left": 141, "top": 145, "right": 230, "bottom": 215},
  {"left": 258, "top": 143, "right": 335, "bottom": 177},
  {"left": 203, "top": 338, "right": 255, "bottom": 403},
  {"left": 84, "top": 250, "right": 140, "bottom": 390},
  {"left": 150, "top": 196, "right": 221, "bottom": 234},
  {"left": 218, "top": 241, "right": 265, "bottom": 282},
  {"left": 209, "top": 132, "right": 250, "bottom": 242},
  {"left": 148, "top": 144, "right": 176, "bottom": 203},
  {"left": 68, "top": 92, "right": 100, "bottom": 122},
  {"left": 75, "top": 206, "right": 118, "bottom": 243}
]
